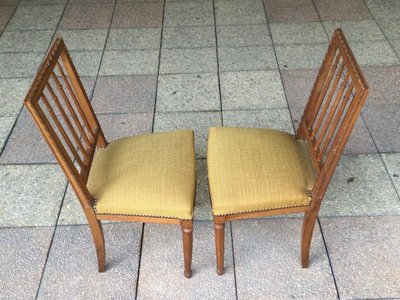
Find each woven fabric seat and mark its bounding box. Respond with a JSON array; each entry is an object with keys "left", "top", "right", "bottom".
[
  {"left": 208, "top": 127, "right": 316, "bottom": 216},
  {"left": 207, "top": 29, "right": 369, "bottom": 276},
  {"left": 88, "top": 130, "right": 195, "bottom": 220}
]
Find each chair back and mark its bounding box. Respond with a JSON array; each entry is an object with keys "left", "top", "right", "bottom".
[
  {"left": 297, "top": 29, "right": 369, "bottom": 202},
  {"left": 24, "top": 38, "right": 107, "bottom": 208}
]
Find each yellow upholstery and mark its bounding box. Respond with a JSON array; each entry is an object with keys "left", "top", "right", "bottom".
[
  {"left": 87, "top": 130, "right": 196, "bottom": 220},
  {"left": 207, "top": 127, "right": 316, "bottom": 216}
]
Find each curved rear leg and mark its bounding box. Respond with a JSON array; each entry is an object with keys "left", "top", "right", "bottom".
[
  {"left": 87, "top": 214, "right": 106, "bottom": 272},
  {"left": 301, "top": 210, "right": 318, "bottom": 268}
]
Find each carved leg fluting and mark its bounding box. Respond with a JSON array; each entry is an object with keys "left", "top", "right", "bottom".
[
  {"left": 214, "top": 220, "right": 225, "bottom": 275},
  {"left": 181, "top": 220, "right": 193, "bottom": 278}
]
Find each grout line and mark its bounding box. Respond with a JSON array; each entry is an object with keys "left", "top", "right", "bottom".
[
  {"left": 134, "top": 223, "right": 145, "bottom": 300},
  {"left": 32, "top": 0, "right": 118, "bottom": 298},
  {"left": 151, "top": 0, "right": 167, "bottom": 132},
  {"left": 361, "top": 0, "right": 400, "bottom": 62},
  {"left": 360, "top": 113, "right": 400, "bottom": 202},
  {"left": 87, "top": 1, "right": 118, "bottom": 105},
  {"left": 317, "top": 218, "right": 341, "bottom": 300},
  {"left": 261, "top": 0, "right": 296, "bottom": 133},
  {"left": 212, "top": 0, "right": 224, "bottom": 126},
  {"left": 229, "top": 222, "right": 239, "bottom": 300},
  {"left": 34, "top": 182, "right": 70, "bottom": 300}
]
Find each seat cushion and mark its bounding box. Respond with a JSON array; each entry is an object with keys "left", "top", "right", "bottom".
[
  {"left": 87, "top": 130, "right": 196, "bottom": 220},
  {"left": 207, "top": 127, "right": 316, "bottom": 216}
]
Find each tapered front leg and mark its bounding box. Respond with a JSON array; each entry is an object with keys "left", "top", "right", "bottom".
[
  {"left": 181, "top": 220, "right": 193, "bottom": 278},
  {"left": 214, "top": 218, "right": 226, "bottom": 275}
]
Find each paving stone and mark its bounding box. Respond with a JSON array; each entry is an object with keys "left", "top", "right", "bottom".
[
  {"left": 100, "top": 50, "right": 159, "bottom": 75},
  {"left": 107, "top": 28, "right": 161, "bottom": 50},
  {"left": 112, "top": 2, "right": 163, "bottom": 28},
  {"left": 38, "top": 223, "right": 141, "bottom": 299},
  {"left": 362, "top": 105, "right": 400, "bottom": 152},
  {"left": 275, "top": 43, "right": 327, "bottom": 70},
  {"left": 223, "top": 108, "right": 294, "bottom": 133},
  {"left": 320, "top": 154, "right": 400, "bottom": 216},
  {"left": 162, "top": 26, "right": 215, "bottom": 49},
  {"left": 381, "top": 153, "right": 400, "bottom": 197},
  {"left": 218, "top": 46, "right": 278, "bottom": 72},
  {"left": 0, "top": 52, "right": 44, "bottom": 78},
  {"left": 92, "top": 75, "right": 157, "bottom": 114},
  {"left": 270, "top": 22, "right": 327, "bottom": 45},
  {"left": 0, "top": 78, "right": 31, "bottom": 116},
  {"left": 154, "top": 111, "right": 222, "bottom": 158},
  {"left": 19, "top": 0, "right": 67, "bottom": 4},
  {"left": 137, "top": 222, "right": 235, "bottom": 298},
  {"left": 349, "top": 40, "right": 399, "bottom": 67},
  {"left": 0, "top": 116, "right": 14, "bottom": 153},
  {"left": 69, "top": 0, "right": 115, "bottom": 3},
  {"left": 365, "top": 0, "right": 400, "bottom": 20},
  {"left": 220, "top": 70, "right": 286, "bottom": 110},
  {"left": 60, "top": 4, "right": 114, "bottom": 29},
  {"left": 233, "top": 219, "right": 337, "bottom": 299},
  {"left": 156, "top": 73, "right": 220, "bottom": 112},
  {"left": 0, "top": 116, "right": 55, "bottom": 163},
  {"left": 58, "top": 185, "right": 87, "bottom": 225},
  {"left": 376, "top": 18, "right": 400, "bottom": 41},
  {"left": 0, "top": 0, "right": 20, "bottom": 6},
  {"left": 216, "top": 24, "right": 271, "bottom": 48},
  {"left": 194, "top": 159, "right": 212, "bottom": 220},
  {"left": 281, "top": 69, "right": 319, "bottom": 108},
  {"left": 392, "top": 40, "right": 400, "bottom": 57},
  {"left": 314, "top": 0, "right": 372, "bottom": 21},
  {"left": 0, "top": 227, "right": 53, "bottom": 299},
  {"left": 215, "top": 0, "right": 266, "bottom": 25},
  {"left": 263, "top": 0, "right": 319, "bottom": 23},
  {"left": 98, "top": 112, "right": 154, "bottom": 140},
  {"left": 362, "top": 66, "right": 400, "bottom": 107},
  {"left": 0, "top": 6, "right": 15, "bottom": 33},
  {"left": 323, "top": 20, "right": 386, "bottom": 42},
  {"left": 0, "top": 29, "right": 53, "bottom": 53},
  {"left": 320, "top": 216, "right": 400, "bottom": 299},
  {"left": 164, "top": 1, "right": 214, "bottom": 27},
  {"left": 0, "top": 164, "right": 67, "bottom": 226},
  {"left": 160, "top": 48, "right": 217, "bottom": 74},
  {"left": 55, "top": 29, "right": 108, "bottom": 51},
  {"left": 7, "top": 5, "right": 63, "bottom": 30},
  {"left": 69, "top": 51, "right": 102, "bottom": 77}
]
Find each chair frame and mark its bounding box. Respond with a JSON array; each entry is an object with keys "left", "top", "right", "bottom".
[
  {"left": 212, "top": 29, "right": 369, "bottom": 275},
  {"left": 24, "top": 38, "right": 193, "bottom": 278}
]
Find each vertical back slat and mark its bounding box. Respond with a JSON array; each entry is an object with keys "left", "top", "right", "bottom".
[
  {"left": 23, "top": 37, "right": 108, "bottom": 208},
  {"left": 46, "top": 82, "right": 87, "bottom": 159},
  {"left": 296, "top": 29, "right": 369, "bottom": 203},
  {"left": 40, "top": 93, "right": 86, "bottom": 171},
  {"left": 56, "top": 61, "right": 95, "bottom": 143},
  {"left": 51, "top": 71, "right": 92, "bottom": 148}
]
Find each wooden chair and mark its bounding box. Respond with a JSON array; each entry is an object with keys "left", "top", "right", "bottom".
[
  {"left": 24, "top": 38, "right": 196, "bottom": 278},
  {"left": 207, "top": 29, "right": 369, "bottom": 275}
]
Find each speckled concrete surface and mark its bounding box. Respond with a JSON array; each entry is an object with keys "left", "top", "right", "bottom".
[
  {"left": 137, "top": 222, "right": 236, "bottom": 299},
  {"left": 320, "top": 216, "right": 400, "bottom": 299},
  {"left": 233, "top": 219, "right": 337, "bottom": 299},
  {"left": 1, "top": 0, "right": 399, "bottom": 298}
]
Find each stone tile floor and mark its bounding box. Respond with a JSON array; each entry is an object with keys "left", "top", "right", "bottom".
[{"left": 0, "top": 0, "right": 399, "bottom": 298}]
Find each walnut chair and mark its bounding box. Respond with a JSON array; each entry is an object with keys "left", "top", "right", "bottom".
[
  {"left": 24, "top": 38, "right": 196, "bottom": 278},
  {"left": 207, "top": 29, "right": 369, "bottom": 275}
]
